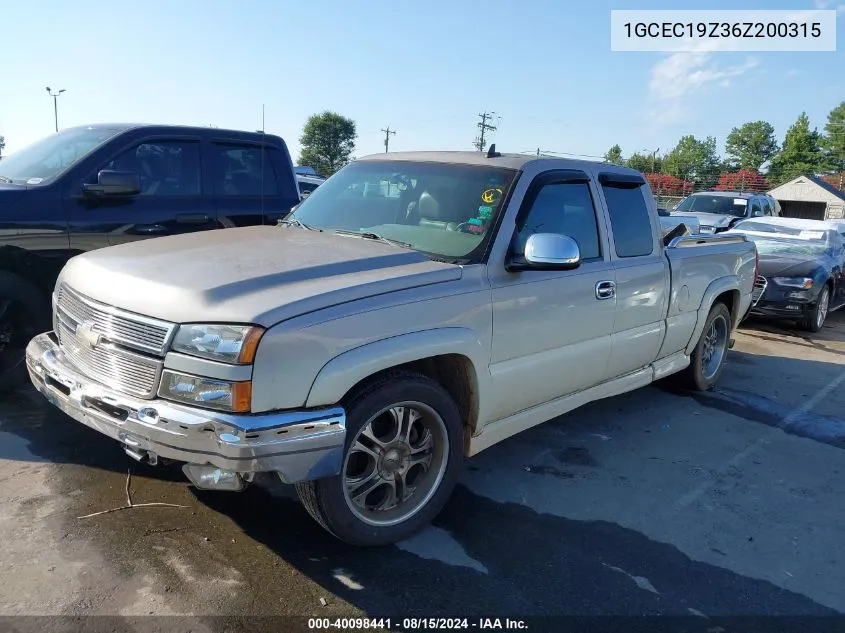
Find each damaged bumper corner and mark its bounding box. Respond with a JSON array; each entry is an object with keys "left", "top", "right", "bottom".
[{"left": 25, "top": 332, "right": 346, "bottom": 485}]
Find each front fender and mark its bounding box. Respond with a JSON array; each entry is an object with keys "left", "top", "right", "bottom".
[
  {"left": 684, "top": 276, "right": 742, "bottom": 355},
  {"left": 305, "top": 327, "right": 486, "bottom": 408}
]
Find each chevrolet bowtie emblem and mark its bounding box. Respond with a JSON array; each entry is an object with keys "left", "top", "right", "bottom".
[{"left": 75, "top": 321, "right": 101, "bottom": 349}]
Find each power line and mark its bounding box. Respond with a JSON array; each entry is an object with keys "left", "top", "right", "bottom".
[
  {"left": 381, "top": 127, "right": 396, "bottom": 152},
  {"left": 473, "top": 112, "right": 498, "bottom": 151}
]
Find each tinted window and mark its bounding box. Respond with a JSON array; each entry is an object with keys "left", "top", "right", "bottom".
[
  {"left": 212, "top": 144, "right": 279, "bottom": 196},
  {"left": 601, "top": 184, "right": 654, "bottom": 257},
  {"left": 515, "top": 182, "right": 601, "bottom": 260},
  {"left": 762, "top": 198, "right": 773, "bottom": 215},
  {"left": 102, "top": 140, "right": 201, "bottom": 196},
  {"left": 750, "top": 200, "right": 763, "bottom": 217},
  {"left": 298, "top": 181, "right": 319, "bottom": 194}
]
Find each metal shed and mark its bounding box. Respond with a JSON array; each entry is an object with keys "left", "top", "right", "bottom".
[{"left": 767, "top": 175, "right": 845, "bottom": 221}]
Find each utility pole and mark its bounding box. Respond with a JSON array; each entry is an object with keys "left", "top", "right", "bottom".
[
  {"left": 381, "top": 127, "right": 396, "bottom": 152},
  {"left": 473, "top": 112, "right": 498, "bottom": 151},
  {"left": 45, "top": 87, "right": 66, "bottom": 133}
]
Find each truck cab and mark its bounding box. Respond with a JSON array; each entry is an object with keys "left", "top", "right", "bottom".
[{"left": 0, "top": 123, "right": 299, "bottom": 391}]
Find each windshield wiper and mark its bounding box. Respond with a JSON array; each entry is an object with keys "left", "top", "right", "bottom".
[
  {"left": 332, "top": 229, "right": 412, "bottom": 248},
  {"left": 278, "top": 218, "right": 322, "bottom": 231}
]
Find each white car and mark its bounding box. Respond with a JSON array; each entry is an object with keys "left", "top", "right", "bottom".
[{"left": 296, "top": 174, "right": 325, "bottom": 198}]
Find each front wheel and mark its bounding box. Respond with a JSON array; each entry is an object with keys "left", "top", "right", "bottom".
[
  {"left": 675, "top": 302, "right": 732, "bottom": 391},
  {"left": 295, "top": 371, "right": 464, "bottom": 547},
  {"left": 801, "top": 285, "right": 829, "bottom": 333}
]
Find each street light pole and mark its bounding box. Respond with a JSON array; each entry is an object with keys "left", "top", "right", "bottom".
[{"left": 45, "top": 87, "right": 66, "bottom": 132}]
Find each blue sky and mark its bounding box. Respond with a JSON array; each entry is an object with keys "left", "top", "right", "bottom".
[{"left": 0, "top": 0, "right": 842, "bottom": 162}]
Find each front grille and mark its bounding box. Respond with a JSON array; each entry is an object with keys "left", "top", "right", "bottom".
[
  {"left": 54, "top": 284, "right": 176, "bottom": 398},
  {"left": 752, "top": 275, "right": 768, "bottom": 306}
]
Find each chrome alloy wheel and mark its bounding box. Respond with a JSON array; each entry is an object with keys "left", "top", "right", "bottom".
[
  {"left": 816, "top": 287, "right": 830, "bottom": 330},
  {"left": 701, "top": 313, "right": 729, "bottom": 380},
  {"left": 342, "top": 402, "right": 449, "bottom": 527}
]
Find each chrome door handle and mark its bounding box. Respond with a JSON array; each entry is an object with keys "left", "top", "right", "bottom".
[{"left": 595, "top": 280, "right": 616, "bottom": 300}]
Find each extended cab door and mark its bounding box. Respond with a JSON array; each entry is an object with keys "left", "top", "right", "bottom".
[
  {"left": 487, "top": 169, "right": 615, "bottom": 421},
  {"left": 208, "top": 139, "right": 299, "bottom": 228},
  {"left": 66, "top": 135, "right": 215, "bottom": 250},
  {"left": 597, "top": 173, "right": 669, "bottom": 377}
]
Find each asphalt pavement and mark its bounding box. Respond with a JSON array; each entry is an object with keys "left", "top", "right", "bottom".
[{"left": 0, "top": 312, "right": 843, "bottom": 630}]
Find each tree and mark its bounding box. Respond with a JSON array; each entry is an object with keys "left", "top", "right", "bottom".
[
  {"left": 724, "top": 121, "right": 778, "bottom": 171},
  {"left": 821, "top": 101, "right": 845, "bottom": 173},
  {"left": 626, "top": 151, "right": 662, "bottom": 173},
  {"left": 714, "top": 169, "right": 770, "bottom": 193},
  {"left": 663, "top": 135, "right": 722, "bottom": 189},
  {"left": 769, "top": 112, "right": 824, "bottom": 183},
  {"left": 297, "top": 111, "right": 357, "bottom": 177},
  {"left": 604, "top": 144, "right": 624, "bottom": 165},
  {"left": 822, "top": 172, "right": 845, "bottom": 191},
  {"left": 645, "top": 173, "right": 691, "bottom": 196}
]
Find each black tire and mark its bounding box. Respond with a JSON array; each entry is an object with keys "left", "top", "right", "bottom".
[
  {"left": 295, "top": 370, "right": 464, "bottom": 547},
  {"left": 800, "top": 284, "right": 830, "bottom": 333},
  {"left": 0, "top": 271, "right": 48, "bottom": 393},
  {"left": 674, "top": 302, "right": 732, "bottom": 392}
]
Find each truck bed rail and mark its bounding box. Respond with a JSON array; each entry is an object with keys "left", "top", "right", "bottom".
[{"left": 667, "top": 233, "right": 749, "bottom": 249}]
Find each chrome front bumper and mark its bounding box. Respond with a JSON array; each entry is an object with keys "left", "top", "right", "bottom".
[{"left": 26, "top": 332, "right": 346, "bottom": 483}]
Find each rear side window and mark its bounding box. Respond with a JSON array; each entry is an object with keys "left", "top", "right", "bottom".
[
  {"left": 762, "top": 198, "right": 773, "bottom": 215},
  {"left": 211, "top": 143, "right": 279, "bottom": 196},
  {"left": 600, "top": 179, "right": 654, "bottom": 258}
]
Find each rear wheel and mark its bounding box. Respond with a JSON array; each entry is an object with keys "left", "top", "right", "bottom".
[
  {"left": 295, "top": 371, "right": 464, "bottom": 547},
  {"left": 801, "top": 285, "right": 829, "bottom": 333},
  {"left": 675, "top": 302, "right": 732, "bottom": 391},
  {"left": 0, "top": 272, "right": 47, "bottom": 393}
]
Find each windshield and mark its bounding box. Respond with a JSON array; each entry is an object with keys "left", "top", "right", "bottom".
[
  {"left": 287, "top": 160, "right": 518, "bottom": 262},
  {"left": 0, "top": 126, "right": 124, "bottom": 185},
  {"left": 675, "top": 194, "right": 749, "bottom": 217},
  {"left": 744, "top": 236, "right": 830, "bottom": 257}
]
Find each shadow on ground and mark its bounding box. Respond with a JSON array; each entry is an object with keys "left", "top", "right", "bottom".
[{"left": 192, "top": 482, "right": 837, "bottom": 618}]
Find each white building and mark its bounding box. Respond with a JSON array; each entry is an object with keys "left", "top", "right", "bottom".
[{"left": 768, "top": 174, "right": 845, "bottom": 221}]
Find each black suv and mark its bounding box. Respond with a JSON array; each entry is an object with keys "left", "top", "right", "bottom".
[{"left": 0, "top": 123, "right": 299, "bottom": 391}]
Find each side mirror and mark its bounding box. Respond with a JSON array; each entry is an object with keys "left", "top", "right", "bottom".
[
  {"left": 752, "top": 209, "right": 763, "bottom": 217},
  {"left": 507, "top": 233, "right": 581, "bottom": 272},
  {"left": 82, "top": 170, "right": 141, "bottom": 196}
]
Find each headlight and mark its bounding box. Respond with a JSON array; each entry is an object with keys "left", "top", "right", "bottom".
[
  {"left": 170, "top": 323, "right": 264, "bottom": 364},
  {"left": 773, "top": 277, "right": 814, "bottom": 289},
  {"left": 158, "top": 369, "right": 252, "bottom": 413}
]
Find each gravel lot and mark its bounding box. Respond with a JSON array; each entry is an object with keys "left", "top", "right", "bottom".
[{"left": 0, "top": 313, "right": 843, "bottom": 627}]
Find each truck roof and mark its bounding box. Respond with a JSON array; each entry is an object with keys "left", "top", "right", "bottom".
[
  {"left": 60, "top": 123, "right": 284, "bottom": 142},
  {"left": 357, "top": 150, "right": 642, "bottom": 176},
  {"left": 688, "top": 191, "right": 762, "bottom": 199}
]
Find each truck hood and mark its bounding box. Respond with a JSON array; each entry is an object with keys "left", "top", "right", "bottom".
[
  {"left": 669, "top": 212, "right": 739, "bottom": 228},
  {"left": 58, "top": 226, "right": 463, "bottom": 326}
]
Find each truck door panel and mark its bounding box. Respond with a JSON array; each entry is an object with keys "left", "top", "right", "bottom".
[
  {"left": 67, "top": 138, "right": 215, "bottom": 250},
  {"left": 488, "top": 173, "right": 615, "bottom": 421},
  {"left": 598, "top": 174, "right": 669, "bottom": 375}
]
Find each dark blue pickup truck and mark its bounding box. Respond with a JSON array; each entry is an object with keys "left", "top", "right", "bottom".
[{"left": 0, "top": 123, "right": 300, "bottom": 391}]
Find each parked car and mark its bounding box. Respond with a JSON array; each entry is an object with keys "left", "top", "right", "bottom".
[
  {"left": 26, "top": 150, "right": 756, "bottom": 546},
  {"left": 726, "top": 216, "right": 845, "bottom": 332},
  {"left": 296, "top": 173, "right": 325, "bottom": 199},
  {"left": 671, "top": 191, "right": 781, "bottom": 234},
  {"left": 0, "top": 123, "right": 299, "bottom": 391},
  {"left": 660, "top": 214, "right": 700, "bottom": 236}
]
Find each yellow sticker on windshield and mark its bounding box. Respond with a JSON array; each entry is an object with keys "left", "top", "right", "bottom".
[{"left": 481, "top": 188, "right": 502, "bottom": 204}]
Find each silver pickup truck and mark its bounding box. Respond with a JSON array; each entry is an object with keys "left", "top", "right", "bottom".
[{"left": 26, "top": 150, "right": 757, "bottom": 546}]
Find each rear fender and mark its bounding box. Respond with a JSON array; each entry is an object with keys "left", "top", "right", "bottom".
[{"left": 684, "top": 276, "right": 740, "bottom": 355}]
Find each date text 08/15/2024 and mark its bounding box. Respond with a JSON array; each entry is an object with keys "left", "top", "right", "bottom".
[{"left": 307, "top": 618, "right": 529, "bottom": 630}]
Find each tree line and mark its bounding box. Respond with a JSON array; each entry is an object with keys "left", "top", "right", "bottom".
[{"left": 604, "top": 102, "right": 845, "bottom": 196}]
